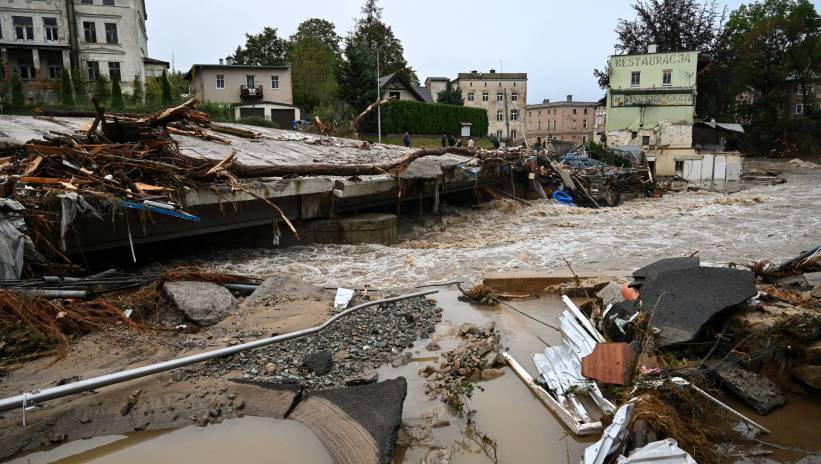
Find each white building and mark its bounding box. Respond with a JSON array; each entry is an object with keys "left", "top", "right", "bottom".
[{"left": 0, "top": 0, "right": 158, "bottom": 102}]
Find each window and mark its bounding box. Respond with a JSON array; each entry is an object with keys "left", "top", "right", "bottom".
[
  {"left": 583, "top": 120, "right": 588, "bottom": 129},
  {"left": 104, "top": 23, "right": 118, "bottom": 44},
  {"left": 87, "top": 61, "right": 100, "bottom": 81},
  {"left": 552, "top": 121, "right": 557, "bottom": 130},
  {"left": 48, "top": 63, "right": 62, "bottom": 80},
  {"left": 44, "top": 18, "right": 59, "bottom": 41},
  {"left": 630, "top": 71, "right": 641, "bottom": 87},
  {"left": 496, "top": 93, "right": 504, "bottom": 102},
  {"left": 583, "top": 108, "right": 588, "bottom": 115},
  {"left": 108, "top": 62, "right": 120, "bottom": 81},
  {"left": 641, "top": 135, "right": 651, "bottom": 145},
  {"left": 389, "top": 91, "right": 400, "bottom": 100},
  {"left": 103, "top": 0, "right": 115, "bottom": 4},
  {"left": 482, "top": 91, "right": 489, "bottom": 101},
  {"left": 795, "top": 103, "right": 804, "bottom": 115},
  {"left": 662, "top": 69, "right": 672, "bottom": 86},
  {"left": 216, "top": 74, "right": 225, "bottom": 89},
  {"left": 83, "top": 22, "right": 96, "bottom": 43},
  {"left": 467, "top": 92, "right": 474, "bottom": 101},
  {"left": 675, "top": 160, "right": 684, "bottom": 176},
  {"left": 572, "top": 108, "right": 577, "bottom": 115},
  {"left": 582, "top": 136, "right": 588, "bottom": 144},
  {"left": 511, "top": 129, "right": 517, "bottom": 140},
  {"left": 246, "top": 75, "right": 255, "bottom": 87},
  {"left": 496, "top": 110, "right": 504, "bottom": 121},
  {"left": 80, "top": 0, "right": 93, "bottom": 3},
  {"left": 510, "top": 109, "right": 519, "bottom": 121},
  {"left": 271, "top": 75, "right": 279, "bottom": 89},
  {"left": 496, "top": 130, "right": 503, "bottom": 139},
  {"left": 13, "top": 17, "right": 34, "bottom": 41},
  {"left": 511, "top": 92, "right": 518, "bottom": 101},
  {"left": 18, "top": 64, "right": 35, "bottom": 80},
  {"left": 554, "top": 109, "right": 557, "bottom": 115}
]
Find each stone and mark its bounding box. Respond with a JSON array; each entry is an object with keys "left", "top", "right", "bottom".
[
  {"left": 425, "top": 449, "right": 452, "bottom": 464},
  {"left": 639, "top": 267, "right": 757, "bottom": 347},
  {"left": 303, "top": 351, "right": 333, "bottom": 376},
  {"left": 392, "top": 351, "right": 413, "bottom": 368},
  {"left": 333, "top": 350, "right": 350, "bottom": 362},
  {"left": 346, "top": 370, "right": 379, "bottom": 386},
  {"left": 426, "top": 341, "right": 441, "bottom": 352},
  {"left": 706, "top": 361, "right": 786, "bottom": 415},
  {"left": 480, "top": 369, "right": 505, "bottom": 381},
  {"left": 459, "top": 323, "right": 476, "bottom": 336},
  {"left": 475, "top": 321, "right": 496, "bottom": 337},
  {"left": 163, "top": 281, "right": 237, "bottom": 326},
  {"left": 264, "top": 363, "right": 278, "bottom": 374},
  {"left": 804, "top": 272, "right": 821, "bottom": 287},
  {"left": 812, "top": 284, "right": 821, "bottom": 299},
  {"left": 792, "top": 365, "right": 821, "bottom": 390},
  {"left": 596, "top": 281, "right": 625, "bottom": 306}
]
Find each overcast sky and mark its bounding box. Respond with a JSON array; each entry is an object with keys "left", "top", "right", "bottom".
[{"left": 146, "top": 0, "right": 757, "bottom": 104}]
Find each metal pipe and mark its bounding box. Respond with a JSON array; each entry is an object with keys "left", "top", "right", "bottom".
[
  {"left": 222, "top": 283, "right": 259, "bottom": 293},
  {"left": 0, "top": 289, "right": 437, "bottom": 413}
]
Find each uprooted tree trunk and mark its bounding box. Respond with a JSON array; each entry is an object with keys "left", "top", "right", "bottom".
[{"left": 227, "top": 147, "right": 480, "bottom": 178}]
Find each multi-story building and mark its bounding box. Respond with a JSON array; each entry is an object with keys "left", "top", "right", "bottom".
[
  {"left": 525, "top": 95, "right": 598, "bottom": 145},
  {"left": 0, "top": 0, "right": 152, "bottom": 103},
  {"left": 185, "top": 59, "right": 300, "bottom": 128},
  {"left": 455, "top": 70, "right": 527, "bottom": 143},
  {"left": 424, "top": 77, "right": 450, "bottom": 103},
  {"left": 789, "top": 82, "right": 818, "bottom": 119}
]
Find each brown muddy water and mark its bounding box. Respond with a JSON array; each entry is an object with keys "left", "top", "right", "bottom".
[{"left": 10, "top": 160, "right": 821, "bottom": 463}]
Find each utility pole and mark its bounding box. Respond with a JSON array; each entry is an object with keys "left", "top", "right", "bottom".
[{"left": 376, "top": 47, "right": 382, "bottom": 144}]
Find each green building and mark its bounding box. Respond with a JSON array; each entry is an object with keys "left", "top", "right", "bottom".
[{"left": 606, "top": 49, "right": 699, "bottom": 176}]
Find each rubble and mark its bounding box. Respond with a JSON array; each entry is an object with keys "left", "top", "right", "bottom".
[
  {"left": 162, "top": 281, "right": 238, "bottom": 326},
  {"left": 705, "top": 361, "right": 786, "bottom": 415}
]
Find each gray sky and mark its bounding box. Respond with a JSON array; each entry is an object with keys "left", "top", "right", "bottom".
[{"left": 146, "top": 0, "right": 753, "bottom": 104}]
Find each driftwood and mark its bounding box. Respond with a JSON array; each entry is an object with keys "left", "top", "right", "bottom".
[
  {"left": 228, "top": 147, "right": 478, "bottom": 178},
  {"left": 209, "top": 123, "right": 262, "bottom": 140},
  {"left": 350, "top": 98, "right": 389, "bottom": 134},
  {"left": 137, "top": 97, "right": 201, "bottom": 128}
]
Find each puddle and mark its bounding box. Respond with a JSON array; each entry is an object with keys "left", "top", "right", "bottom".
[{"left": 10, "top": 417, "right": 332, "bottom": 464}]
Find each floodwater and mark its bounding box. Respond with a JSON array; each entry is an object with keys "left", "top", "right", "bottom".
[{"left": 9, "top": 417, "right": 333, "bottom": 464}]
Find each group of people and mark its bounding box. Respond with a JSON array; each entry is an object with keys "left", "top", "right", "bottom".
[{"left": 398, "top": 131, "right": 503, "bottom": 150}]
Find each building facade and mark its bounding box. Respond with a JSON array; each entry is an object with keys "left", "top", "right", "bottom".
[
  {"left": 525, "top": 95, "right": 598, "bottom": 145},
  {"left": 0, "top": 0, "right": 151, "bottom": 102},
  {"left": 789, "top": 82, "right": 818, "bottom": 119},
  {"left": 424, "top": 77, "right": 449, "bottom": 103},
  {"left": 456, "top": 70, "right": 527, "bottom": 143},
  {"left": 186, "top": 62, "right": 299, "bottom": 128},
  {"left": 378, "top": 73, "right": 429, "bottom": 103}
]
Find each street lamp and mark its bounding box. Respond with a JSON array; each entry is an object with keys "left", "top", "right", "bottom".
[{"left": 375, "top": 46, "right": 382, "bottom": 144}]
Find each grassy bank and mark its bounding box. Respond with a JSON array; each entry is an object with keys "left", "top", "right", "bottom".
[{"left": 375, "top": 134, "right": 496, "bottom": 149}]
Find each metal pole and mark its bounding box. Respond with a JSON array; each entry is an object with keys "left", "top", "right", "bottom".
[
  {"left": 376, "top": 47, "right": 382, "bottom": 144},
  {"left": 0, "top": 290, "right": 437, "bottom": 413}
]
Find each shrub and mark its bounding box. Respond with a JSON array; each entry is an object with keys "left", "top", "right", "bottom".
[
  {"left": 362, "top": 100, "right": 488, "bottom": 136},
  {"left": 10, "top": 71, "right": 24, "bottom": 109},
  {"left": 94, "top": 75, "right": 110, "bottom": 104},
  {"left": 200, "top": 101, "right": 234, "bottom": 122},
  {"left": 60, "top": 69, "right": 74, "bottom": 107},
  {"left": 111, "top": 77, "right": 124, "bottom": 110}
]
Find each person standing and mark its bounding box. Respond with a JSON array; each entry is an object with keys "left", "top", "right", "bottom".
[
  {"left": 403, "top": 131, "right": 411, "bottom": 148},
  {"left": 491, "top": 135, "right": 501, "bottom": 149},
  {"left": 441, "top": 134, "right": 447, "bottom": 148},
  {"left": 467, "top": 138, "right": 476, "bottom": 150}
]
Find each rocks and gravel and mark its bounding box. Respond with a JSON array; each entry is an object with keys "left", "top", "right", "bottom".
[
  {"left": 163, "top": 281, "right": 237, "bottom": 326},
  {"left": 201, "top": 296, "right": 441, "bottom": 390}
]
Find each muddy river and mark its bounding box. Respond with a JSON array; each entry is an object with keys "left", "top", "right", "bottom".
[{"left": 10, "top": 160, "right": 821, "bottom": 463}]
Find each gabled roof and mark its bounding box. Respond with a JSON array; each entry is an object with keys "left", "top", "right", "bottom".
[
  {"left": 379, "top": 73, "right": 427, "bottom": 103},
  {"left": 415, "top": 86, "right": 434, "bottom": 103},
  {"left": 458, "top": 72, "right": 527, "bottom": 81},
  {"left": 144, "top": 57, "right": 170, "bottom": 67}
]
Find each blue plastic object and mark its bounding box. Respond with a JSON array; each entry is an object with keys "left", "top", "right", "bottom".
[{"left": 552, "top": 190, "right": 576, "bottom": 207}]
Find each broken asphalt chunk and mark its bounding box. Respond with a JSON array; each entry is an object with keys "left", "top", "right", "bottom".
[{"left": 632, "top": 257, "right": 700, "bottom": 280}]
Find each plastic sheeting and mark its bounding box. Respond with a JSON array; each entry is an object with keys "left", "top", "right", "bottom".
[
  {"left": 616, "top": 439, "right": 698, "bottom": 464},
  {"left": 59, "top": 193, "right": 102, "bottom": 251},
  {"left": 0, "top": 199, "right": 27, "bottom": 280}
]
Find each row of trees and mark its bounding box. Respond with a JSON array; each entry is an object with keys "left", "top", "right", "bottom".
[
  {"left": 229, "top": 0, "right": 418, "bottom": 123},
  {"left": 597, "top": 0, "right": 820, "bottom": 153}
]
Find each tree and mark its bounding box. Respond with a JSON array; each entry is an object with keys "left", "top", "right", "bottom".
[
  {"left": 111, "top": 75, "right": 124, "bottom": 110},
  {"left": 231, "top": 27, "right": 290, "bottom": 66},
  {"left": 145, "top": 78, "right": 162, "bottom": 107},
  {"left": 60, "top": 69, "right": 75, "bottom": 107},
  {"left": 347, "top": 0, "right": 418, "bottom": 86},
  {"left": 339, "top": 43, "right": 378, "bottom": 112},
  {"left": 436, "top": 82, "right": 464, "bottom": 105},
  {"left": 10, "top": 71, "right": 24, "bottom": 109},
  {"left": 94, "top": 75, "right": 111, "bottom": 103},
  {"left": 71, "top": 69, "right": 86, "bottom": 103},
  {"left": 290, "top": 18, "right": 342, "bottom": 59},
  {"left": 160, "top": 70, "right": 172, "bottom": 105},
  {"left": 291, "top": 38, "right": 340, "bottom": 114},
  {"left": 594, "top": 0, "right": 728, "bottom": 89},
  {"left": 131, "top": 75, "right": 144, "bottom": 106}
]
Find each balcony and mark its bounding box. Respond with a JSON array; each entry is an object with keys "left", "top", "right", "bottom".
[{"left": 240, "top": 85, "right": 263, "bottom": 101}]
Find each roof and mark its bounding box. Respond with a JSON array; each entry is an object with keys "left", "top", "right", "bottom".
[
  {"left": 526, "top": 101, "right": 599, "bottom": 109},
  {"left": 609, "top": 49, "right": 698, "bottom": 58},
  {"left": 379, "top": 73, "right": 427, "bottom": 103},
  {"left": 458, "top": 72, "right": 527, "bottom": 81},
  {"left": 185, "top": 64, "right": 290, "bottom": 80},
  {"left": 415, "top": 87, "right": 434, "bottom": 103},
  {"left": 695, "top": 121, "right": 745, "bottom": 134},
  {"left": 143, "top": 57, "right": 170, "bottom": 67},
  {"left": 425, "top": 77, "right": 450, "bottom": 83}
]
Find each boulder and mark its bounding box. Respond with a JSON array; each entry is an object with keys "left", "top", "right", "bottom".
[
  {"left": 162, "top": 281, "right": 237, "bottom": 326},
  {"left": 303, "top": 351, "right": 333, "bottom": 376},
  {"left": 392, "top": 351, "right": 412, "bottom": 368},
  {"left": 792, "top": 365, "right": 821, "bottom": 390},
  {"left": 480, "top": 369, "right": 505, "bottom": 381}
]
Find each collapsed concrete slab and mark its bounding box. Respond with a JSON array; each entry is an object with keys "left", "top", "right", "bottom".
[
  {"left": 705, "top": 361, "right": 786, "bottom": 415},
  {"left": 288, "top": 377, "right": 408, "bottom": 464},
  {"left": 639, "top": 267, "right": 757, "bottom": 347},
  {"left": 163, "top": 281, "right": 238, "bottom": 326}
]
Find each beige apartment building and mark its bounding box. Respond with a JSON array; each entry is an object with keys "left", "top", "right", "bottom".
[
  {"left": 0, "top": 0, "right": 152, "bottom": 102},
  {"left": 185, "top": 60, "right": 299, "bottom": 128},
  {"left": 526, "top": 95, "right": 598, "bottom": 145},
  {"left": 455, "top": 70, "right": 527, "bottom": 143}
]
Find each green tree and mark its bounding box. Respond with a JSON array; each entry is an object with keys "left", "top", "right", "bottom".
[
  {"left": 94, "top": 75, "right": 111, "bottom": 104},
  {"left": 339, "top": 43, "right": 377, "bottom": 112},
  {"left": 60, "top": 69, "right": 75, "bottom": 107},
  {"left": 290, "top": 18, "right": 342, "bottom": 59},
  {"left": 231, "top": 27, "right": 290, "bottom": 66},
  {"left": 436, "top": 82, "right": 464, "bottom": 105},
  {"left": 160, "top": 70, "right": 172, "bottom": 105},
  {"left": 131, "top": 75, "right": 144, "bottom": 106},
  {"left": 291, "top": 38, "right": 340, "bottom": 114},
  {"left": 145, "top": 78, "right": 162, "bottom": 107},
  {"left": 10, "top": 71, "right": 25, "bottom": 109},
  {"left": 71, "top": 69, "right": 86, "bottom": 104},
  {"left": 111, "top": 75, "right": 124, "bottom": 110},
  {"left": 347, "top": 0, "right": 418, "bottom": 86}
]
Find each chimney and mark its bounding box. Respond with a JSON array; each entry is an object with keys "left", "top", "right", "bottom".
[
  {"left": 566, "top": 95, "right": 573, "bottom": 102},
  {"left": 471, "top": 70, "right": 478, "bottom": 74},
  {"left": 219, "top": 58, "right": 224, "bottom": 65},
  {"left": 648, "top": 44, "right": 658, "bottom": 54},
  {"left": 226, "top": 56, "right": 234, "bottom": 66},
  {"left": 489, "top": 69, "right": 496, "bottom": 74},
  {"left": 543, "top": 99, "right": 550, "bottom": 104}
]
